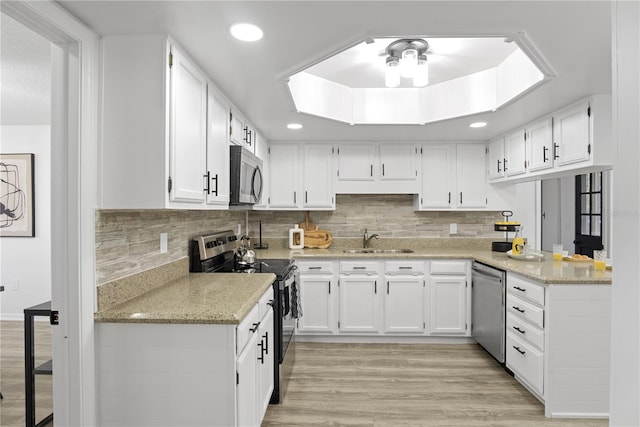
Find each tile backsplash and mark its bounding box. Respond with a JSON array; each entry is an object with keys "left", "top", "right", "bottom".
[{"left": 95, "top": 194, "right": 503, "bottom": 284}]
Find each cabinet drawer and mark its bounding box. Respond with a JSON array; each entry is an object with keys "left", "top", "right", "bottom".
[
  {"left": 430, "top": 260, "right": 467, "bottom": 275},
  {"left": 506, "top": 332, "right": 544, "bottom": 396},
  {"left": 340, "top": 261, "right": 378, "bottom": 275},
  {"left": 298, "top": 261, "right": 334, "bottom": 274},
  {"left": 258, "top": 287, "right": 274, "bottom": 320},
  {"left": 385, "top": 260, "right": 425, "bottom": 275},
  {"left": 507, "top": 293, "right": 544, "bottom": 329},
  {"left": 507, "top": 312, "right": 544, "bottom": 351},
  {"left": 237, "top": 304, "right": 260, "bottom": 354},
  {"left": 508, "top": 275, "right": 545, "bottom": 306}
]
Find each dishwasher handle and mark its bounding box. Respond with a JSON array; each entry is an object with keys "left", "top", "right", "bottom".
[{"left": 472, "top": 265, "right": 504, "bottom": 282}]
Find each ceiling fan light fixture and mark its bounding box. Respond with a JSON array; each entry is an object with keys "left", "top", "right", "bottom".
[
  {"left": 400, "top": 47, "right": 418, "bottom": 78},
  {"left": 385, "top": 56, "right": 400, "bottom": 88}
]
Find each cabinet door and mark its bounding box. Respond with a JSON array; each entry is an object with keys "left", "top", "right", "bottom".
[
  {"left": 527, "top": 118, "right": 553, "bottom": 172},
  {"left": 384, "top": 277, "right": 425, "bottom": 333},
  {"left": 302, "top": 144, "right": 335, "bottom": 209},
  {"left": 488, "top": 138, "right": 505, "bottom": 180},
  {"left": 236, "top": 330, "right": 259, "bottom": 427},
  {"left": 429, "top": 275, "right": 467, "bottom": 335},
  {"left": 229, "top": 109, "right": 244, "bottom": 146},
  {"left": 257, "top": 309, "right": 274, "bottom": 419},
  {"left": 554, "top": 102, "right": 591, "bottom": 166},
  {"left": 268, "top": 144, "right": 299, "bottom": 208},
  {"left": 205, "top": 91, "right": 230, "bottom": 206},
  {"left": 337, "top": 145, "right": 375, "bottom": 181},
  {"left": 379, "top": 144, "right": 418, "bottom": 181},
  {"left": 168, "top": 46, "right": 208, "bottom": 204},
  {"left": 456, "top": 145, "right": 487, "bottom": 208},
  {"left": 419, "top": 145, "right": 454, "bottom": 208},
  {"left": 339, "top": 276, "right": 380, "bottom": 333},
  {"left": 298, "top": 276, "right": 336, "bottom": 333},
  {"left": 504, "top": 130, "right": 527, "bottom": 176}
]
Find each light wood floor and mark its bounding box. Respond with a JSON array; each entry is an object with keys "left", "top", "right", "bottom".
[
  {"left": 263, "top": 342, "right": 609, "bottom": 427},
  {"left": 0, "top": 320, "right": 53, "bottom": 427}
]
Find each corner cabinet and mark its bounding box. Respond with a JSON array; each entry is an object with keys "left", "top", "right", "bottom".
[
  {"left": 267, "top": 143, "right": 335, "bottom": 210},
  {"left": 415, "top": 144, "right": 487, "bottom": 210},
  {"left": 100, "top": 35, "right": 230, "bottom": 209},
  {"left": 488, "top": 96, "right": 612, "bottom": 184}
]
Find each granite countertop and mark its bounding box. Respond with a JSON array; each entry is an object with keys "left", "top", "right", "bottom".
[
  {"left": 254, "top": 247, "right": 612, "bottom": 284},
  {"left": 95, "top": 273, "right": 276, "bottom": 324}
]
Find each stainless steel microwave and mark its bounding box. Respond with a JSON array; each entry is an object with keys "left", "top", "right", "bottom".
[{"left": 229, "top": 145, "right": 263, "bottom": 206}]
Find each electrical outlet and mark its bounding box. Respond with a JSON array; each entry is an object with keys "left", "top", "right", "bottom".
[
  {"left": 160, "top": 233, "right": 168, "bottom": 254},
  {"left": 449, "top": 223, "right": 458, "bottom": 235}
]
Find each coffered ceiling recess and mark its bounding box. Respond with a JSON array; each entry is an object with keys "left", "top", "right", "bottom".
[{"left": 285, "top": 33, "right": 554, "bottom": 125}]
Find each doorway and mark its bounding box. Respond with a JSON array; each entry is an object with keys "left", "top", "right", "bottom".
[{"left": 574, "top": 172, "right": 604, "bottom": 257}]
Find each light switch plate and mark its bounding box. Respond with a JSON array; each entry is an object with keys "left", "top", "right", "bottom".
[
  {"left": 449, "top": 223, "right": 458, "bottom": 234},
  {"left": 160, "top": 233, "right": 168, "bottom": 253}
]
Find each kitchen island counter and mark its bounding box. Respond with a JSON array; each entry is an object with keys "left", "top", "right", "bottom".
[
  {"left": 255, "top": 246, "right": 612, "bottom": 284},
  {"left": 94, "top": 272, "right": 276, "bottom": 324}
]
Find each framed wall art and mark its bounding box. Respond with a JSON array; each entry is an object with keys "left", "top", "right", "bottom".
[{"left": 0, "top": 153, "right": 35, "bottom": 237}]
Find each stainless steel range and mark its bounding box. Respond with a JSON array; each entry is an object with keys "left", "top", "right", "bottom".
[{"left": 190, "top": 230, "right": 299, "bottom": 404}]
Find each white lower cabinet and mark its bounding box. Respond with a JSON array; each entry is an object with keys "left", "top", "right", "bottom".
[
  {"left": 296, "top": 259, "right": 470, "bottom": 338},
  {"left": 96, "top": 286, "right": 274, "bottom": 427},
  {"left": 505, "top": 273, "right": 612, "bottom": 419},
  {"left": 339, "top": 261, "right": 381, "bottom": 333},
  {"left": 428, "top": 260, "right": 470, "bottom": 336},
  {"left": 297, "top": 261, "right": 337, "bottom": 334}
]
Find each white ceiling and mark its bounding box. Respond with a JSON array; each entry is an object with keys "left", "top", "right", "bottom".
[
  {"left": 56, "top": 1, "right": 611, "bottom": 142},
  {"left": 0, "top": 13, "right": 51, "bottom": 126}
]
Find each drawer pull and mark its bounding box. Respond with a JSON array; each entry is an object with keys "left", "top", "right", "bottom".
[
  {"left": 353, "top": 266, "right": 367, "bottom": 270},
  {"left": 513, "top": 346, "right": 526, "bottom": 355},
  {"left": 308, "top": 266, "right": 322, "bottom": 270},
  {"left": 399, "top": 266, "right": 413, "bottom": 270},
  {"left": 513, "top": 286, "right": 526, "bottom": 292},
  {"left": 512, "top": 326, "right": 526, "bottom": 334},
  {"left": 512, "top": 306, "right": 525, "bottom": 313},
  {"left": 250, "top": 322, "right": 260, "bottom": 333}
]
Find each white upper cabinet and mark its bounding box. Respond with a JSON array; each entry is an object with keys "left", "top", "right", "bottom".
[
  {"left": 336, "top": 145, "right": 375, "bottom": 181},
  {"left": 504, "top": 130, "right": 527, "bottom": 177},
  {"left": 335, "top": 143, "right": 418, "bottom": 194},
  {"left": 488, "top": 96, "right": 612, "bottom": 184},
  {"left": 526, "top": 118, "right": 553, "bottom": 172},
  {"left": 554, "top": 101, "right": 591, "bottom": 166},
  {"left": 488, "top": 137, "right": 505, "bottom": 180},
  {"left": 205, "top": 90, "right": 230, "bottom": 206},
  {"left": 417, "top": 145, "right": 455, "bottom": 209},
  {"left": 455, "top": 144, "right": 487, "bottom": 209},
  {"left": 268, "top": 144, "right": 299, "bottom": 208},
  {"left": 229, "top": 108, "right": 256, "bottom": 153},
  {"left": 302, "top": 144, "right": 335, "bottom": 209},
  {"left": 379, "top": 144, "right": 418, "bottom": 181},
  {"left": 267, "top": 143, "right": 335, "bottom": 210}
]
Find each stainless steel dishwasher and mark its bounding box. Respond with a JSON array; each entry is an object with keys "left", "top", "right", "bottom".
[{"left": 471, "top": 261, "right": 506, "bottom": 364}]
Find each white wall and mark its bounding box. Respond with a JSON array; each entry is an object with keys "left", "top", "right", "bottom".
[
  {"left": 0, "top": 125, "right": 51, "bottom": 320},
  {"left": 610, "top": 1, "right": 640, "bottom": 425}
]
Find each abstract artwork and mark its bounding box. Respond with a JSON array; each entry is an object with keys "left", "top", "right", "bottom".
[{"left": 0, "top": 153, "right": 35, "bottom": 237}]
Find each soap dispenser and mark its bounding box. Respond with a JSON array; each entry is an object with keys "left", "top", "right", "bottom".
[{"left": 289, "top": 224, "right": 304, "bottom": 249}]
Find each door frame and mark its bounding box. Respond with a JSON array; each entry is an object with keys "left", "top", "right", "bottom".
[{"left": 1, "top": 1, "right": 99, "bottom": 425}]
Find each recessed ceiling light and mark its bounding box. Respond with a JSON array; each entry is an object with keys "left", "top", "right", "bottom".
[
  {"left": 287, "top": 123, "right": 303, "bottom": 130},
  {"left": 230, "top": 23, "right": 263, "bottom": 42},
  {"left": 469, "top": 122, "right": 487, "bottom": 128}
]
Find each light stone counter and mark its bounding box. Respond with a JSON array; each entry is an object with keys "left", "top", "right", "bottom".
[
  {"left": 255, "top": 246, "right": 612, "bottom": 284},
  {"left": 94, "top": 272, "right": 276, "bottom": 324}
]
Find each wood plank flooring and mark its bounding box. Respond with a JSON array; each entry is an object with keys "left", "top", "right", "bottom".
[
  {"left": 0, "top": 320, "right": 53, "bottom": 427},
  {"left": 263, "top": 342, "right": 609, "bottom": 427}
]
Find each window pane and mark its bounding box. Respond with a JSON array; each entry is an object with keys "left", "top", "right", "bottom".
[
  {"left": 581, "top": 194, "right": 591, "bottom": 214},
  {"left": 581, "top": 174, "right": 591, "bottom": 193},
  {"left": 593, "top": 173, "right": 602, "bottom": 192},
  {"left": 593, "top": 193, "right": 602, "bottom": 214},
  {"left": 582, "top": 215, "right": 591, "bottom": 235},
  {"left": 591, "top": 215, "right": 601, "bottom": 237}
]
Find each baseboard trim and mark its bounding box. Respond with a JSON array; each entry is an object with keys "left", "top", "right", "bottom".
[{"left": 295, "top": 334, "right": 476, "bottom": 344}]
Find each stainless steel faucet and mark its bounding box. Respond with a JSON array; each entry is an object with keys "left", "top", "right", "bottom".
[{"left": 363, "top": 228, "right": 379, "bottom": 248}]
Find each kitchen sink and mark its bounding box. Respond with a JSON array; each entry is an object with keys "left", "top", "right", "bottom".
[{"left": 343, "top": 249, "right": 414, "bottom": 254}]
